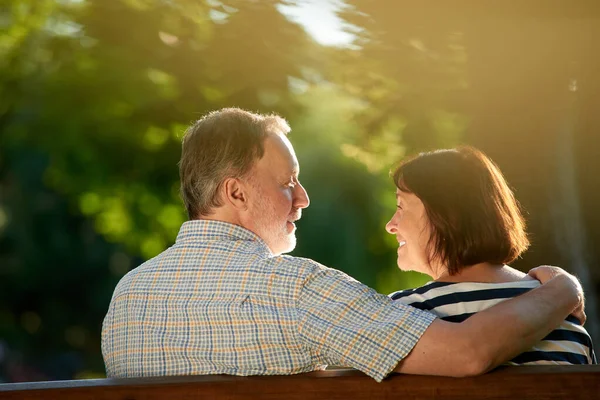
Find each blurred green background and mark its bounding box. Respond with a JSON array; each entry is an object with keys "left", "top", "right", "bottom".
[{"left": 1, "top": 0, "right": 599, "bottom": 382}]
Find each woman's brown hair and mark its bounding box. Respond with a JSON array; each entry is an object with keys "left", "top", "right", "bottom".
[{"left": 392, "top": 146, "right": 530, "bottom": 275}]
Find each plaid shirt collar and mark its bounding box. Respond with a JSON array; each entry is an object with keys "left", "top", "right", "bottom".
[{"left": 176, "top": 219, "right": 272, "bottom": 256}]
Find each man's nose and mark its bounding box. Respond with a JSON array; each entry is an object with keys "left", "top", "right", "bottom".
[{"left": 294, "top": 183, "right": 310, "bottom": 209}]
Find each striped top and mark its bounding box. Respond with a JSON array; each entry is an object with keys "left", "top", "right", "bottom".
[
  {"left": 390, "top": 280, "right": 596, "bottom": 365},
  {"left": 101, "top": 220, "right": 436, "bottom": 382}
]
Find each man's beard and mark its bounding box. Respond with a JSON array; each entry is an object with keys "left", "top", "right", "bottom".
[{"left": 251, "top": 195, "right": 296, "bottom": 256}]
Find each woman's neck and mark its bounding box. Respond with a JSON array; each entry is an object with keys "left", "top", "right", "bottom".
[{"left": 434, "top": 262, "right": 533, "bottom": 283}]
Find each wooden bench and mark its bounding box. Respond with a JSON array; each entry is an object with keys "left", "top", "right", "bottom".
[{"left": 1, "top": 366, "right": 599, "bottom": 399}]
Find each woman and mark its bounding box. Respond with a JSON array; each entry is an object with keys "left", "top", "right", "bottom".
[{"left": 387, "top": 146, "right": 596, "bottom": 365}]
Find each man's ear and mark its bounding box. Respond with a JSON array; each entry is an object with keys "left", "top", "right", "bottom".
[{"left": 222, "top": 177, "right": 248, "bottom": 210}]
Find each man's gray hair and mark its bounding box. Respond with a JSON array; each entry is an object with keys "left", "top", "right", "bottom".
[{"left": 179, "top": 107, "right": 290, "bottom": 219}]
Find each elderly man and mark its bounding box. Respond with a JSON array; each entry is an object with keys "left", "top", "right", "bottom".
[{"left": 102, "top": 108, "right": 584, "bottom": 382}]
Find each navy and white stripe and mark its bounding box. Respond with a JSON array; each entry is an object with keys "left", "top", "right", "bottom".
[{"left": 390, "top": 280, "right": 596, "bottom": 365}]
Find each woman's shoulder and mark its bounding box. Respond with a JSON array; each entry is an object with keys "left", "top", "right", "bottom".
[
  {"left": 389, "top": 281, "right": 455, "bottom": 301},
  {"left": 389, "top": 279, "right": 544, "bottom": 311}
]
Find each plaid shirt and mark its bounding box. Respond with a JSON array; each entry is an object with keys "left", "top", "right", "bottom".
[{"left": 101, "top": 220, "right": 436, "bottom": 382}]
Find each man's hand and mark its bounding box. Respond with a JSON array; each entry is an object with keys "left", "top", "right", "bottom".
[
  {"left": 528, "top": 265, "right": 586, "bottom": 325},
  {"left": 395, "top": 264, "right": 588, "bottom": 377}
]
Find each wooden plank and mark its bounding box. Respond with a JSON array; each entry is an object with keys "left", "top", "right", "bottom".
[{"left": 1, "top": 366, "right": 599, "bottom": 400}]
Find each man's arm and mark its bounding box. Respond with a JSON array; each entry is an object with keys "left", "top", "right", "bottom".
[{"left": 394, "top": 268, "right": 584, "bottom": 377}]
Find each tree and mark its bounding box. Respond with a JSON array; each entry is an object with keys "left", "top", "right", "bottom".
[{"left": 1, "top": 0, "right": 416, "bottom": 380}]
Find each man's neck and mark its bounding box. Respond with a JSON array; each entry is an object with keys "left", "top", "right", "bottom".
[{"left": 196, "top": 208, "right": 242, "bottom": 226}]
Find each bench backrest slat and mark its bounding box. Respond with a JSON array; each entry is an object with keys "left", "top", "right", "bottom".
[{"left": 1, "top": 366, "right": 599, "bottom": 400}]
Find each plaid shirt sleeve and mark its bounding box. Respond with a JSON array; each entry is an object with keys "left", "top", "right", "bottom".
[{"left": 296, "top": 263, "right": 437, "bottom": 382}]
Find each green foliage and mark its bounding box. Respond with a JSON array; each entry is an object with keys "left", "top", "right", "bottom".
[
  {"left": 331, "top": 1, "right": 469, "bottom": 154},
  {"left": 0, "top": 0, "right": 468, "bottom": 381}
]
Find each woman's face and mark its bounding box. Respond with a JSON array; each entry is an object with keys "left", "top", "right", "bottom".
[{"left": 385, "top": 190, "right": 436, "bottom": 277}]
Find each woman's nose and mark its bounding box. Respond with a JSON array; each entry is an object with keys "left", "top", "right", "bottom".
[{"left": 385, "top": 218, "right": 397, "bottom": 234}]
